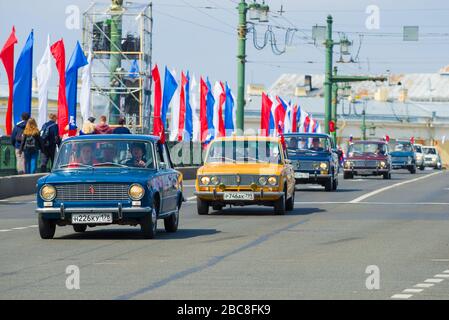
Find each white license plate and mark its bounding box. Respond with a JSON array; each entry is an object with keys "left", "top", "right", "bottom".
[
  {"left": 295, "top": 172, "right": 310, "bottom": 179},
  {"left": 223, "top": 192, "right": 254, "bottom": 201},
  {"left": 72, "top": 213, "right": 113, "bottom": 224}
]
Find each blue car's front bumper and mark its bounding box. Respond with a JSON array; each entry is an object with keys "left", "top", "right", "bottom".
[{"left": 36, "top": 205, "right": 152, "bottom": 222}]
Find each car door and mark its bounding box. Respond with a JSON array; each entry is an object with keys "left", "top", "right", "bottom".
[{"left": 156, "top": 142, "right": 178, "bottom": 213}]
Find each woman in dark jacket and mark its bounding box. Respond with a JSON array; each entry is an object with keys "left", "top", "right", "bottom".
[{"left": 19, "top": 118, "right": 43, "bottom": 174}]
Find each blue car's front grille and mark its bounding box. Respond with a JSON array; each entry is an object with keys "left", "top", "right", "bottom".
[
  {"left": 55, "top": 184, "right": 129, "bottom": 201},
  {"left": 392, "top": 157, "right": 407, "bottom": 164}
]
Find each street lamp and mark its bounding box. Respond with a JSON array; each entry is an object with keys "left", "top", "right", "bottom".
[{"left": 236, "top": 0, "right": 270, "bottom": 132}]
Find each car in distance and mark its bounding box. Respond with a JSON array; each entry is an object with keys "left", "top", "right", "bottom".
[
  {"left": 422, "top": 146, "right": 442, "bottom": 170},
  {"left": 389, "top": 140, "right": 416, "bottom": 173},
  {"left": 194, "top": 136, "right": 296, "bottom": 215},
  {"left": 344, "top": 140, "right": 391, "bottom": 179},
  {"left": 284, "top": 133, "right": 339, "bottom": 191},
  {"left": 414, "top": 144, "right": 425, "bottom": 170},
  {"left": 36, "top": 135, "right": 183, "bottom": 239}
]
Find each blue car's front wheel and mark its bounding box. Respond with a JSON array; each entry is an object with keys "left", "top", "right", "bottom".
[
  {"left": 140, "top": 207, "right": 157, "bottom": 239},
  {"left": 38, "top": 213, "right": 56, "bottom": 239}
]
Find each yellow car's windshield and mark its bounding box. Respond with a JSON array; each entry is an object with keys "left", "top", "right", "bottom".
[{"left": 206, "top": 140, "right": 281, "bottom": 164}]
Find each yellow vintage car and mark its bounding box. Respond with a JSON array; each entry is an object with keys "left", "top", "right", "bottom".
[{"left": 194, "top": 136, "right": 296, "bottom": 215}]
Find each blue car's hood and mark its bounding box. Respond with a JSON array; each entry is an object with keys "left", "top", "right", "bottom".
[
  {"left": 288, "top": 151, "right": 331, "bottom": 162},
  {"left": 40, "top": 168, "right": 157, "bottom": 185},
  {"left": 390, "top": 151, "right": 414, "bottom": 157}
]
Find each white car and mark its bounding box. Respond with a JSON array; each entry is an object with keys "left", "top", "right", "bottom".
[
  {"left": 422, "top": 146, "right": 442, "bottom": 170},
  {"left": 413, "top": 144, "right": 425, "bottom": 170}
]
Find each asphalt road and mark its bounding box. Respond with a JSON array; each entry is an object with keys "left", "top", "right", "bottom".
[{"left": 0, "top": 169, "right": 448, "bottom": 300}]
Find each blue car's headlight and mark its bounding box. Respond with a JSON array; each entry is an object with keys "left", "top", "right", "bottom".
[
  {"left": 129, "top": 184, "right": 145, "bottom": 200},
  {"left": 40, "top": 185, "right": 56, "bottom": 201}
]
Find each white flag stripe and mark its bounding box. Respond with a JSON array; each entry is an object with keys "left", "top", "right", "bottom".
[
  {"left": 169, "top": 69, "right": 180, "bottom": 141},
  {"left": 36, "top": 35, "right": 52, "bottom": 129},
  {"left": 79, "top": 50, "right": 93, "bottom": 123}
]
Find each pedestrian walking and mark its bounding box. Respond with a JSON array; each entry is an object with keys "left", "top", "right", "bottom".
[
  {"left": 94, "top": 115, "right": 113, "bottom": 134},
  {"left": 112, "top": 118, "right": 131, "bottom": 134},
  {"left": 11, "top": 112, "right": 30, "bottom": 174},
  {"left": 19, "top": 118, "right": 43, "bottom": 174},
  {"left": 40, "top": 113, "right": 60, "bottom": 172}
]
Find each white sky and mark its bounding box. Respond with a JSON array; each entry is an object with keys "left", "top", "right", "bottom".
[{"left": 1, "top": 0, "right": 449, "bottom": 93}]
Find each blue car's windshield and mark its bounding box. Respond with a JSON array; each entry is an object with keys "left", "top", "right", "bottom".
[
  {"left": 391, "top": 141, "right": 413, "bottom": 152},
  {"left": 54, "top": 140, "right": 156, "bottom": 170},
  {"left": 285, "top": 136, "right": 331, "bottom": 154}
]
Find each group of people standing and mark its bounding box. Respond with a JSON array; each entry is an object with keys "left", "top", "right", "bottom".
[{"left": 10, "top": 113, "right": 131, "bottom": 174}]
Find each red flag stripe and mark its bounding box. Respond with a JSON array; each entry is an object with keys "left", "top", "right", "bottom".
[
  {"left": 50, "top": 39, "right": 69, "bottom": 137},
  {"left": 0, "top": 26, "right": 18, "bottom": 135}
]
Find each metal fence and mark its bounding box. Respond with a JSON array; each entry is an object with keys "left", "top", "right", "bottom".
[{"left": 0, "top": 136, "right": 17, "bottom": 176}]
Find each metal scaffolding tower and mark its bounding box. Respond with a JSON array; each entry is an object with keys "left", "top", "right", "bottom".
[{"left": 82, "top": 1, "right": 153, "bottom": 133}]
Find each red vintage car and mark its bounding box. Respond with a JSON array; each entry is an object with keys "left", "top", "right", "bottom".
[{"left": 343, "top": 140, "right": 392, "bottom": 179}]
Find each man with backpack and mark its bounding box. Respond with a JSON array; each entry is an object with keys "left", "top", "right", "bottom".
[
  {"left": 11, "top": 112, "right": 30, "bottom": 174},
  {"left": 40, "top": 113, "right": 60, "bottom": 172}
]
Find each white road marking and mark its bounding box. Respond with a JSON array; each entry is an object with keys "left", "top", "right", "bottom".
[
  {"left": 431, "top": 259, "right": 449, "bottom": 262},
  {"left": 349, "top": 171, "right": 443, "bottom": 203},
  {"left": 424, "top": 278, "right": 444, "bottom": 283},
  {"left": 293, "top": 201, "right": 449, "bottom": 205},
  {"left": 444, "top": 270, "right": 449, "bottom": 273},
  {"left": 0, "top": 225, "right": 39, "bottom": 233},
  {"left": 414, "top": 283, "right": 434, "bottom": 288},
  {"left": 434, "top": 274, "right": 449, "bottom": 278},
  {"left": 403, "top": 288, "right": 423, "bottom": 293},
  {"left": 391, "top": 294, "right": 413, "bottom": 299},
  {"left": 187, "top": 196, "right": 196, "bottom": 201}
]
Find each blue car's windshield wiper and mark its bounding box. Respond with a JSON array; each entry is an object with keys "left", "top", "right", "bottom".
[
  {"left": 58, "top": 163, "right": 93, "bottom": 169},
  {"left": 93, "top": 162, "right": 128, "bottom": 168}
]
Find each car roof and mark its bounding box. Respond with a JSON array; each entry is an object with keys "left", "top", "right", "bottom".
[
  {"left": 351, "top": 140, "right": 386, "bottom": 144},
  {"left": 62, "top": 134, "right": 160, "bottom": 143},
  {"left": 212, "top": 136, "right": 281, "bottom": 143},
  {"left": 422, "top": 146, "right": 436, "bottom": 149},
  {"left": 283, "top": 133, "right": 332, "bottom": 139}
]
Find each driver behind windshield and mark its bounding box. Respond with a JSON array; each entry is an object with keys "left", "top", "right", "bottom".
[
  {"left": 310, "top": 137, "right": 324, "bottom": 152},
  {"left": 126, "top": 143, "right": 147, "bottom": 168}
]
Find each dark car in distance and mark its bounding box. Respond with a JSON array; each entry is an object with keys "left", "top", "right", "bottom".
[
  {"left": 344, "top": 140, "right": 391, "bottom": 179},
  {"left": 390, "top": 140, "right": 417, "bottom": 173},
  {"left": 284, "top": 133, "right": 340, "bottom": 191}
]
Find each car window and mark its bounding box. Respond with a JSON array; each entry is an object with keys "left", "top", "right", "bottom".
[
  {"left": 54, "top": 140, "right": 156, "bottom": 170},
  {"left": 285, "top": 135, "right": 331, "bottom": 154},
  {"left": 206, "top": 140, "right": 281, "bottom": 164},
  {"left": 349, "top": 143, "right": 386, "bottom": 156},
  {"left": 423, "top": 148, "right": 436, "bottom": 155}
]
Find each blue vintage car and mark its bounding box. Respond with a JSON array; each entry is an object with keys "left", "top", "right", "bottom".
[
  {"left": 390, "top": 140, "right": 416, "bottom": 173},
  {"left": 35, "top": 134, "right": 183, "bottom": 239},
  {"left": 284, "top": 133, "right": 339, "bottom": 191}
]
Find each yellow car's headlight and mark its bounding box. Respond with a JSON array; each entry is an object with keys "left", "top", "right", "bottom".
[
  {"left": 320, "top": 162, "right": 328, "bottom": 170},
  {"left": 268, "top": 176, "right": 278, "bottom": 186},
  {"left": 200, "top": 176, "right": 210, "bottom": 185},
  {"left": 40, "top": 185, "right": 56, "bottom": 201},
  {"left": 259, "top": 176, "right": 268, "bottom": 186},
  {"left": 210, "top": 176, "right": 220, "bottom": 185},
  {"left": 129, "top": 184, "right": 145, "bottom": 200}
]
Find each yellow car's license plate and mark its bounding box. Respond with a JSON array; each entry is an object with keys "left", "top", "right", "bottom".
[{"left": 223, "top": 192, "right": 255, "bottom": 201}]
